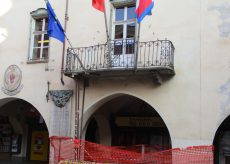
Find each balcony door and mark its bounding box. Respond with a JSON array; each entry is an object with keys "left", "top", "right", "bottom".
[{"left": 112, "top": 6, "right": 136, "bottom": 67}]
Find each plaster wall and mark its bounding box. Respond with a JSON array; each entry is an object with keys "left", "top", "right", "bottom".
[
  {"left": 1, "top": 0, "right": 230, "bottom": 149},
  {"left": 0, "top": 0, "right": 75, "bottom": 134},
  {"left": 66, "top": 0, "right": 230, "bottom": 148}
]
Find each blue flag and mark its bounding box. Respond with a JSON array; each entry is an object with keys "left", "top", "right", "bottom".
[{"left": 46, "top": 0, "right": 65, "bottom": 42}]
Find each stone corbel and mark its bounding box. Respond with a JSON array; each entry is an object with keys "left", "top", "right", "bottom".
[{"left": 49, "top": 90, "right": 73, "bottom": 108}]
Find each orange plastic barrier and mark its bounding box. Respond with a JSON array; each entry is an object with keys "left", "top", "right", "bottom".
[{"left": 49, "top": 136, "right": 213, "bottom": 164}]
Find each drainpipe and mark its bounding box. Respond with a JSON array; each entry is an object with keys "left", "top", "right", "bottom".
[
  {"left": 80, "top": 79, "right": 86, "bottom": 140},
  {"left": 77, "top": 79, "right": 86, "bottom": 161}
]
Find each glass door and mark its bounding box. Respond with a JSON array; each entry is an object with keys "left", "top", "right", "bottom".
[{"left": 112, "top": 6, "right": 136, "bottom": 67}]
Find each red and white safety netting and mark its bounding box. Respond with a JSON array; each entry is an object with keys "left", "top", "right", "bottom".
[{"left": 49, "top": 136, "right": 213, "bottom": 164}]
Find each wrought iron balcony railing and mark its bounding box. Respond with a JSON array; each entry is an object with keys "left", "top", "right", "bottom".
[{"left": 65, "top": 39, "right": 175, "bottom": 78}]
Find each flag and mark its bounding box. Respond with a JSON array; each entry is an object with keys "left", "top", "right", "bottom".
[
  {"left": 136, "top": 0, "right": 154, "bottom": 24},
  {"left": 92, "top": 0, "right": 105, "bottom": 12},
  {"left": 46, "top": 0, "right": 65, "bottom": 42}
]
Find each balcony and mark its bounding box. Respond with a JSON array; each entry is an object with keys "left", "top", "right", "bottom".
[{"left": 65, "top": 39, "right": 175, "bottom": 81}]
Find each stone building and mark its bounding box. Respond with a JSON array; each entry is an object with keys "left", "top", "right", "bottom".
[{"left": 0, "top": 0, "right": 230, "bottom": 163}]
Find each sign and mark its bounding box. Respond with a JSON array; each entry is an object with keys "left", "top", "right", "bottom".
[
  {"left": 30, "top": 131, "right": 49, "bottom": 161},
  {"left": 2, "top": 65, "right": 23, "bottom": 96},
  {"left": 115, "top": 117, "right": 165, "bottom": 127}
]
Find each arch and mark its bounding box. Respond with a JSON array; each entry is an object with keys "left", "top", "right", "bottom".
[
  {"left": 82, "top": 92, "right": 172, "bottom": 147},
  {"left": 0, "top": 97, "right": 49, "bottom": 132},
  {"left": 213, "top": 114, "right": 230, "bottom": 164},
  {"left": 0, "top": 97, "right": 49, "bottom": 162},
  {"left": 84, "top": 115, "right": 112, "bottom": 146},
  {"left": 213, "top": 115, "right": 230, "bottom": 144},
  {"left": 0, "top": 97, "right": 17, "bottom": 108},
  {"left": 212, "top": 113, "right": 230, "bottom": 143},
  {"left": 82, "top": 92, "right": 170, "bottom": 132}
]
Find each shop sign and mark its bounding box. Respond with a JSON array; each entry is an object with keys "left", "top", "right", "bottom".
[{"left": 115, "top": 117, "right": 165, "bottom": 127}]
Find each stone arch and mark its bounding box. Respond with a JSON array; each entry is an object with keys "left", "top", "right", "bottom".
[
  {"left": 82, "top": 92, "right": 170, "bottom": 130},
  {"left": 0, "top": 97, "right": 49, "bottom": 132},
  {"left": 82, "top": 92, "right": 172, "bottom": 148},
  {"left": 0, "top": 97, "right": 49, "bottom": 162},
  {"left": 213, "top": 115, "right": 230, "bottom": 164}
]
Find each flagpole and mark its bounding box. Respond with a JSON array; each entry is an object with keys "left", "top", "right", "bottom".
[
  {"left": 134, "top": 23, "right": 141, "bottom": 72},
  {"left": 60, "top": 0, "right": 87, "bottom": 83},
  {"left": 102, "top": 2, "right": 113, "bottom": 69},
  {"left": 103, "top": 2, "right": 110, "bottom": 42},
  {"left": 60, "top": 0, "right": 69, "bottom": 85},
  {"left": 45, "top": 0, "right": 86, "bottom": 74}
]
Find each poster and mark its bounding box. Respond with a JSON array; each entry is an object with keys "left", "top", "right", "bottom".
[{"left": 30, "top": 131, "right": 49, "bottom": 161}]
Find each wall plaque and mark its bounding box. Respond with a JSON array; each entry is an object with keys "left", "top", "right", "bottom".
[{"left": 2, "top": 65, "right": 23, "bottom": 96}]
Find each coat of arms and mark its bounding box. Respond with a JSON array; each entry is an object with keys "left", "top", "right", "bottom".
[{"left": 2, "top": 65, "right": 23, "bottom": 96}]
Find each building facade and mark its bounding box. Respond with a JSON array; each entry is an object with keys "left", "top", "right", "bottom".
[
  {"left": 0, "top": 0, "right": 75, "bottom": 162},
  {"left": 65, "top": 0, "right": 230, "bottom": 164},
  {"left": 1, "top": 0, "right": 230, "bottom": 163}
]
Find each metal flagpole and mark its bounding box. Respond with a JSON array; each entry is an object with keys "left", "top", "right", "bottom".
[
  {"left": 103, "top": 2, "right": 110, "bottom": 42},
  {"left": 134, "top": 23, "right": 141, "bottom": 72},
  {"left": 103, "top": 2, "right": 112, "bottom": 68},
  {"left": 64, "top": 34, "right": 86, "bottom": 74},
  {"left": 60, "top": 0, "right": 69, "bottom": 85},
  {"left": 45, "top": 0, "right": 86, "bottom": 75}
]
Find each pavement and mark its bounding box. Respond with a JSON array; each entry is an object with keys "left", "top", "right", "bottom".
[
  {"left": 0, "top": 161, "right": 48, "bottom": 164},
  {"left": 0, "top": 155, "right": 48, "bottom": 163},
  {"left": 0, "top": 157, "right": 48, "bottom": 164}
]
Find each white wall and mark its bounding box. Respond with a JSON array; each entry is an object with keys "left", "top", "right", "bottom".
[
  {"left": 1, "top": 0, "right": 230, "bottom": 149},
  {"left": 0, "top": 0, "right": 75, "bottom": 134},
  {"left": 71, "top": 0, "right": 230, "bottom": 148}
]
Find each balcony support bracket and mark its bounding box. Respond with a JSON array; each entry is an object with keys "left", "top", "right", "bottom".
[{"left": 153, "top": 73, "right": 162, "bottom": 85}]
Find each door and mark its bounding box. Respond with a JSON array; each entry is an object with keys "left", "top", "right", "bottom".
[{"left": 112, "top": 6, "right": 136, "bottom": 67}]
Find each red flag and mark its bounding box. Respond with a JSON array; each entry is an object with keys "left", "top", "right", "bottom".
[{"left": 92, "top": 0, "right": 105, "bottom": 12}]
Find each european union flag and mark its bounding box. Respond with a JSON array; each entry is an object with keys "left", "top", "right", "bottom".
[{"left": 46, "top": 0, "right": 65, "bottom": 42}]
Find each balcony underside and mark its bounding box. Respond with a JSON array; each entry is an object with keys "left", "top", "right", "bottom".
[{"left": 65, "top": 66, "right": 175, "bottom": 79}]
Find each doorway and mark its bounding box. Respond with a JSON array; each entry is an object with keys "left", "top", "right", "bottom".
[
  {"left": 0, "top": 98, "right": 49, "bottom": 163},
  {"left": 85, "top": 95, "right": 171, "bottom": 150},
  {"left": 214, "top": 116, "right": 230, "bottom": 164}
]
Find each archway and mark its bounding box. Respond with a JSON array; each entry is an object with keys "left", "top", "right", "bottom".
[
  {"left": 0, "top": 98, "right": 49, "bottom": 163},
  {"left": 84, "top": 94, "right": 171, "bottom": 150},
  {"left": 214, "top": 115, "right": 230, "bottom": 164}
]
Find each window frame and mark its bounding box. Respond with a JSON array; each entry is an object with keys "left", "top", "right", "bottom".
[
  {"left": 109, "top": 3, "right": 138, "bottom": 67},
  {"left": 28, "top": 8, "right": 50, "bottom": 63},
  {"left": 111, "top": 5, "right": 137, "bottom": 56},
  {"left": 112, "top": 6, "right": 136, "bottom": 42}
]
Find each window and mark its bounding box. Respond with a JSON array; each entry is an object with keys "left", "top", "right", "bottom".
[
  {"left": 113, "top": 6, "right": 136, "bottom": 54},
  {"left": 111, "top": 5, "right": 136, "bottom": 67},
  {"left": 28, "top": 8, "right": 49, "bottom": 62}
]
